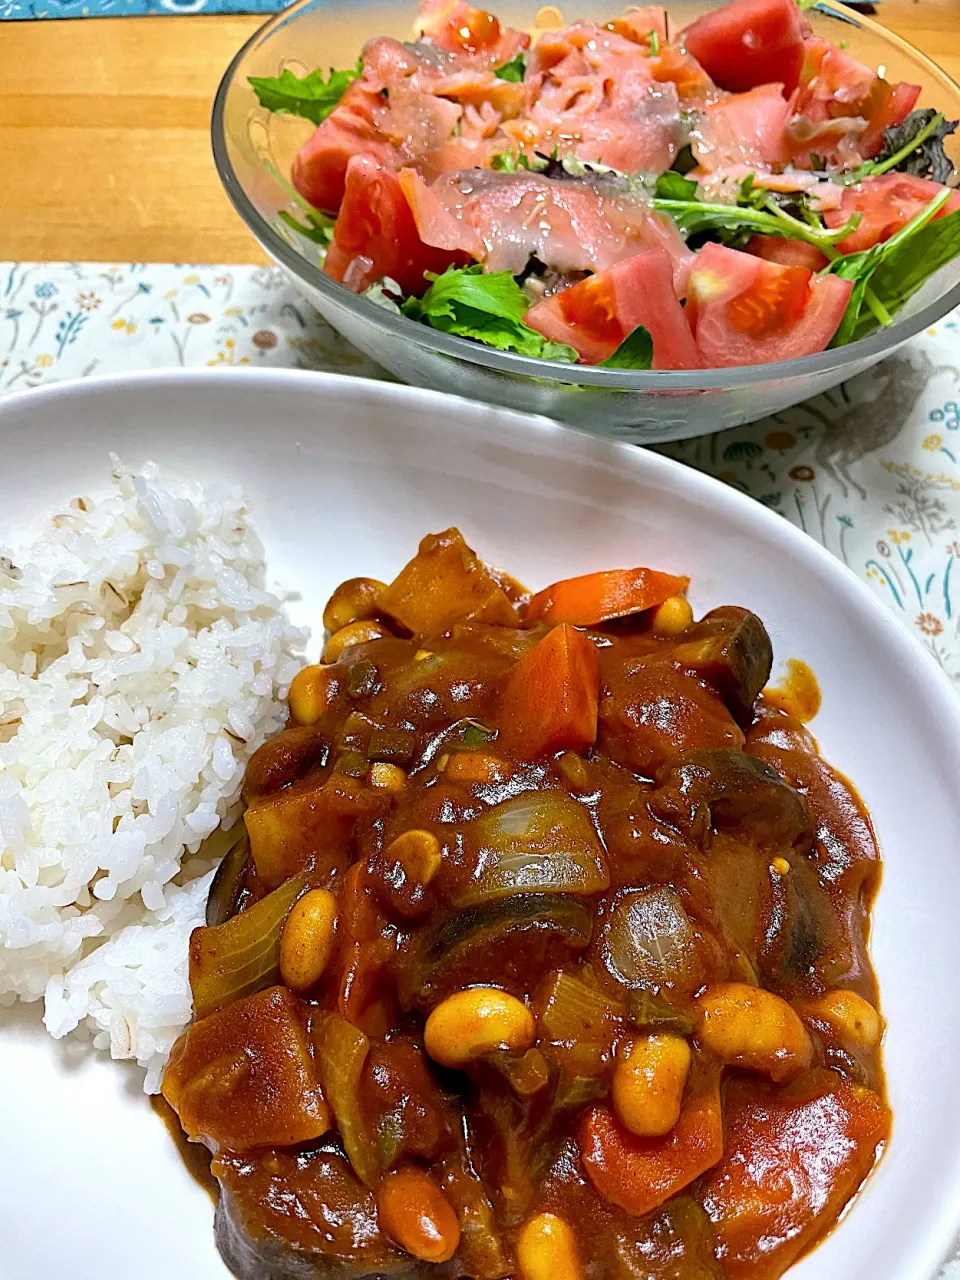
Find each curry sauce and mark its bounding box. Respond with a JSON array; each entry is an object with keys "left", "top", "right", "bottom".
[{"left": 162, "top": 528, "right": 888, "bottom": 1280}]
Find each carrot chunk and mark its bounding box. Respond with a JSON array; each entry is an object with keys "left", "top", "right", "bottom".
[
  {"left": 497, "top": 623, "right": 599, "bottom": 758},
  {"left": 579, "top": 1084, "right": 724, "bottom": 1217},
  {"left": 335, "top": 861, "right": 396, "bottom": 1038},
  {"left": 525, "top": 567, "right": 689, "bottom": 627}
]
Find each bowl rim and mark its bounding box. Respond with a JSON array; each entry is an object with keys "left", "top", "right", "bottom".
[{"left": 211, "top": 0, "right": 960, "bottom": 392}]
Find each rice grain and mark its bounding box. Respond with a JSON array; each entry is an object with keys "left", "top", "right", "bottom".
[{"left": 0, "top": 458, "right": 305, "bottom": 1091}]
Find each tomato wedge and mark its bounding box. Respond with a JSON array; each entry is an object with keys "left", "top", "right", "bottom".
[
  {"left": 497, "top": 624, "right": 600, "bottom": 758},
  {"left": 792, "top": 38, "right": 921, "bottom": 163},
  {"left": 687, "top": 242, "right": 853, "bottom": 368},
  {"left": 417, "top": 0, "right": 529, "bottom": 64},
  {"left": 523, "top": 250, "right": 701, "bottom": 368},
  {"left": 292, "top": 83, "right": 401, "bottom": 213},
  {"left": 525, "top": 566, "right": 689, "bottom": 627},
  {"left": 324, "top": 156, "right": 465, "bottom": 296},
  {"left": 745, "top": 235, "right": 828, "bottom": 272},
  {"left": 680, "top": 0, "right": 805, "bottom": 96},
  {"left": 859, "top": 79, "right": 921, "bottom": 155},
  {"left": 580, "top": 1088, "right": 724, "bottom": 1217},
  {"left": 824, "top": 173, "right": 960, "bottom": 254}
]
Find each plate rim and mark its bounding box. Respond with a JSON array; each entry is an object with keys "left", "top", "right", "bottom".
[
  {"left": 1, "top": 364, "right": 957, "bottom": 701},
  {"left": 2, "top": 365, "right": 960, "bottom": 1280}
]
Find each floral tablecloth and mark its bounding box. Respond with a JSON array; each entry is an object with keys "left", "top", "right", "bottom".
[
  {"left": 2, "top": 259, "right": 960, "bottom": 1275},
  {"left": 4, "top": 259, "right": 960, "bottom": 688}
]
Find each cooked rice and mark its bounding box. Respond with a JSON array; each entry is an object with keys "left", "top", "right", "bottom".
[{"left": 0, "top": 458, "right": 305, "bottom": 1091}]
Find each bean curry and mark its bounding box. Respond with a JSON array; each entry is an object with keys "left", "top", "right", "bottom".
[{"left": 162, "top": 528, "right": 889, "bottom": 1280}]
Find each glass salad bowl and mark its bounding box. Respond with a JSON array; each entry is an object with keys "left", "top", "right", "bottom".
[{"left": 212, "top": 0, "right": 960, "bottom": 443}]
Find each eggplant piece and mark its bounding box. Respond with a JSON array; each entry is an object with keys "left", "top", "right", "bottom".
[
  {"left": 215, "top": 1145, "right": 430, "bottom": 1280},
  {"left": 746, "top": 737, "right": 882, "bottom": 991},
  {"left": 654, "top": 749, "right": 814, "bottom": 856},
  {"left": 669, "top": 607, "right": 772, "bottom": 726},
  {"left": 697, "top": 838, "right": 838, "bottom": 994},
  {"left": 213, "top": 1071, "right": 498, "bottom": 1280},
  {"left": 387, "top": 649, "right": 513, "bottom": 735},
  {"left": 762, "top": 851, "right": 838, "bottom": 991},
  {"left": 610, "top": 1195, "right": 722, "bottom": 1280},
  {"left": 653, "top": 751, "right": 833, "bottom": 993},
  {"left": 206, "top": 831, "right": 254, "bottom": 926},
  {"left": 598, "top": 658, "right": 743, "bottom": 779},
  {"left": 398, "top": 894, "right": 593, "bottom": 1009}
]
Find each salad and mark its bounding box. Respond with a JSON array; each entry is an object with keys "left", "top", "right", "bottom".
[{"left": 251, "top": 0, "right": 960, "bottom": 370}]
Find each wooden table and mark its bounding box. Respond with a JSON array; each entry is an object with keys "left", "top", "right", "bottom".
[{"left": 1, "top": 2, "right": 958, "bottom": 265}]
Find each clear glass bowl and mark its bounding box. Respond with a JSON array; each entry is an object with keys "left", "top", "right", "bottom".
[{"left": 212, "top": 0, "right": 960, "bottom": 443}]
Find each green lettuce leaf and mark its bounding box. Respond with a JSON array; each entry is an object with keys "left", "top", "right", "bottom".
[
  {"left": 654, "top": 171, "right": 699, "bottom": 201},
  {"left": 826, "top": 193, "right": 960, "bottom": 345},
  {"left": 852, "top": 110, "right": 957, "bottom": 185},
  {"left": 872, "top": 110, "right": 957, "bottom": 184},
  {"left": 490, "top": 150, "right": 548, "bottom": 173},
  {"left": 654, "top": 193, "right": 859, "bottom": 251},
  {"left": 494, "top": 52, "right": 526, "bottom": 82},
  {"left": 403, "top": 266, "right": 578, "bottom": 363},
  {"left": 249, "top": 61, "right": 362, "bottom": 126},
  {"left": 600, "top": 326, "right": 654, "bottom": 369},
  {"left": 845, "top": 208, "right": 960, "bottom": 343},
  {"left": 654, "top": 166, "right": 863, "bottom": 250}
]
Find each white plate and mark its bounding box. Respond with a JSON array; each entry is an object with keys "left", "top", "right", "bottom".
[{"left": 1, "top": 369, "right": 960, "bottom": 1280}]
